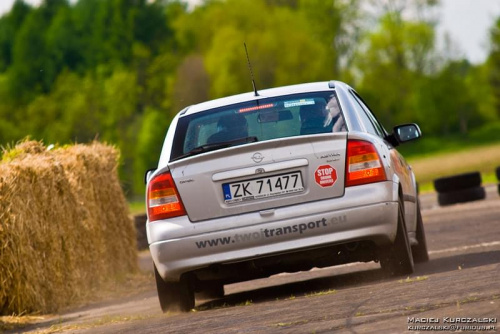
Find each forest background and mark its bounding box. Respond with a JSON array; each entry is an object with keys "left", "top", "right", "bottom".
[{"left": 1, "top": 0, "right": 500, "bottom": 198}]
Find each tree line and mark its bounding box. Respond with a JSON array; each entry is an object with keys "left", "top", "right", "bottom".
[{"left": 0, "top": 0, "right": 499, "bottom": 196}]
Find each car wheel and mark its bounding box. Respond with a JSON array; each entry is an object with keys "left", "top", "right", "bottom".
[
  {"left": 433, "top": 172, "right": 481, "bottom": 193},
  {"left": 496, "top": 167, "right": 500, "bottom": 181},
  {"left": 380, "top": 198, "right": 414, "bottom": 276},
  {"left": 154, "top": 264, "right": 195, "bottom": 313},
  {"left": 411, "top": 200, "right": 429, "bottom": 263},
  {"left": 437, "top": 186, "right": 486, "bottom": 206},
  {"left": 196, "top": 283, "right": 225, "bottom": 300}
]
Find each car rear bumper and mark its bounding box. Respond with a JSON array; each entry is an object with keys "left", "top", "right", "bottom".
[{"left": 148, "top": 181, "right": 399, "bottom": 281}]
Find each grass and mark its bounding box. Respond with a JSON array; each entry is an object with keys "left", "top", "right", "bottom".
[
  {"left": 407, "top": 143, "right": 500, "bottom": 191},
  {"left": 129, "top": 200, "right": 146, "bottom": 215},
  {"left": 398, "top": 276, "right": 429, "bottom": 284},
  {"left": 305, "top": 289, "right": 337, "bottom": 298},
  {"left": 273, "top": 320, "right": 309, "bottom": 328},
  {"left": 399, "top": 122, "right": 500, "bottom": 157},
  {"left": 398, "top": 122, "right": 500, "bottom": 190},
  {"left": 194, "top": 299, "right": 253, "bottom": 312}
]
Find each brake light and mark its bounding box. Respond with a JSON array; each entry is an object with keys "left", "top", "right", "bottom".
[
  {"left": 346, "top": 140, "right": 387, "bottom": 187},
  {"left": 239, "top": 103, "right": 274, "bottom": 113},
  {"left": 147, "top": 172, "right": 186, "bottom": 221}
]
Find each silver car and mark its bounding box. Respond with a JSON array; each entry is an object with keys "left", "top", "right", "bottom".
[{"left": 146, "top": 80, "right": 428, "bottom": 312}]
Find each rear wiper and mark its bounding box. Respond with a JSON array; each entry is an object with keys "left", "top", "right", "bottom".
[{"left": 173, "top": 136, "right": 258, "bottom": 161}]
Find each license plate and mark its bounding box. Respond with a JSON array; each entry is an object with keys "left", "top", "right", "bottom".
[{"left": 222, "top": 172, "right": 304, "bottom": 204}]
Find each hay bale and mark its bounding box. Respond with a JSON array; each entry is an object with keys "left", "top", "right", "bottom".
[{"left": 0, "top": 141, "right": 137, "bottom": 315}]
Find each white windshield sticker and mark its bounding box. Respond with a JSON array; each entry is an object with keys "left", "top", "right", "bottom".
[{"left": 284, "top": 99, "right": 315, "bottom": 108}]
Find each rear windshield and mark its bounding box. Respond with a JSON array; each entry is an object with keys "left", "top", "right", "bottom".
[{"left": 170, "top": 91, "right": 346, "bottom": 161}]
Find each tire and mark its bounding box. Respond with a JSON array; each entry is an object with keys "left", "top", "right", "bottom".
[
  {"left": 154, "top": 264, "right": 195, "bottom": 313},
  {"left": 437, "top": 186, "right": 486, "bottom": 206},
  {"left": 411, "top": 200, "right": 429, "bottom": 263},
  {"left": 496, "top": 167, "right": 500, "bottom": 181},
  {"left": 134, "top": 214, "right": 148, "bottom": 250},
  {"left": 380, "top": 198, "right": 415, "bottom": 276},
  {"left": 433, "top": 172, "right": 481, "bottom": 193}
]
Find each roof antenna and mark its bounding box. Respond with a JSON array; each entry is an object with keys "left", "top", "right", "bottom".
[{"left": 244, "top": 42, "right": 259, "bottom": 97}]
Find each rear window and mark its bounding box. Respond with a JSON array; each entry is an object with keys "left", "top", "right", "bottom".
[{"left": 170, "top": 92, "right": 346, "bottom": 161}]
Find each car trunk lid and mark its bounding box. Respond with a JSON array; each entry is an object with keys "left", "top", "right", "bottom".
[{"left": 169, "top": 133, "right": 347, "bottom": 222}]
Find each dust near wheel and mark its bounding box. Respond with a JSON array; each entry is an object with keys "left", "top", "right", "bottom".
[{"left": 154, "top": 265, "right": 195, "bottom": 313}]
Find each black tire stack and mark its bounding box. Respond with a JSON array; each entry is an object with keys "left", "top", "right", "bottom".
[
  {"left": 496, "top": 167, "right": 500, "bottom": 195},
  {"left": 433, "top": 172, "right": 486, "bottom": 206},
  {"left": 134, "top": 213, "right": 149, "bottom": 250}
]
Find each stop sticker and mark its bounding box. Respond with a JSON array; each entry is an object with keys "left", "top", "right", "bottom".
[{"left": 315, "top": 165, "right": 337, "bottom": 187}]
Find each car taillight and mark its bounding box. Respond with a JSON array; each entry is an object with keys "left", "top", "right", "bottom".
[
  {"left": 346, "top": 140, "right": 387, "bottom": 187},
  {"left": 147, "top": 172, "right": 186, "bottom": 221}
]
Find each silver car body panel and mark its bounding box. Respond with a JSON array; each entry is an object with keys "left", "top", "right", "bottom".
[
  {"left": 169, "top": 133, "right": 347, "bottom": 222},
  {"left": 147, "top": 80, "right": 419, "bottom": 282},
  {"left": 149, "top": 181, "right": 399, "bottom": 281}
]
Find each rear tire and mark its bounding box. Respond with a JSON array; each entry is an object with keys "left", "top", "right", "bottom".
[
  {"left": 154, "top": 264, "right": 195, "bottom": 313},
  {"left": 380, "top": 198, "right": 414, "bottom": 276},
  {"left": 411, "top": 200, "right": 429, "bottom": 263}
]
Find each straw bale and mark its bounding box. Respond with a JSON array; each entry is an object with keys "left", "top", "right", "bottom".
[{"left": 0, "top": 141, "right": 137, "bottom": 315}]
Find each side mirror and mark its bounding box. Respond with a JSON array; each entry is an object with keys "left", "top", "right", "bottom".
[
  {"left": 144, "top": 168, "right": 157, "bottom": 185},
  {"left": 393, "top": 123, "right": 421, "bottom": 143}
]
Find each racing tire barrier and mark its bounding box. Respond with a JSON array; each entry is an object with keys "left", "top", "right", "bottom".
[
  {"left": 437, "top": 186, "right": 486, "bottom": 206},
  {"left": 433, "top": 172, "right": 481, "bottom": 193},
  {"left": 134, "top": 213, "right": 149, "bottom": 250},
  {"left": 496, "top": 167, "right": 500, "bottom": 195},
  {"left": 434, "top": 172, "right": 485, "bottom": 206}
]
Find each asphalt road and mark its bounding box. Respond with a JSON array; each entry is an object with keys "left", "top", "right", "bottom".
[{"left": 18, "top": 186, "right": 500, "bottom": 334}]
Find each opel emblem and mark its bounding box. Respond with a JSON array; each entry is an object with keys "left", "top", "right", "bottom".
[{"left": 251, "top": 152, "right": 264, "bottom": 163}]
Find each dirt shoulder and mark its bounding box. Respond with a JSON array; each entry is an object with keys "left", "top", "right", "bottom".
[{"left": 4, "top": 190, "right": 500, "bottom": 334}]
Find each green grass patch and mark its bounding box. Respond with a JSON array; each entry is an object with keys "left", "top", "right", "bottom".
[
  {"left": 399, "top": 122, "right": 500, "bottom": 159},
  {"left": 305, "top": 289, "right": 337, "bottom": 298},
  {"left": 398, "top": 276, "right": 429, "bottom": 284},
  {"left": 129, "top": 200, "right": 146, "bottom": 215},
  {"left": 418, "top": 172, "right": 497, "bottom": 194},
  {"left": 273, "top": 320, "right": 309, "bottom": 328},
  {"left": 408, "top": 143, "right": 500, "bottom": 188}
]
